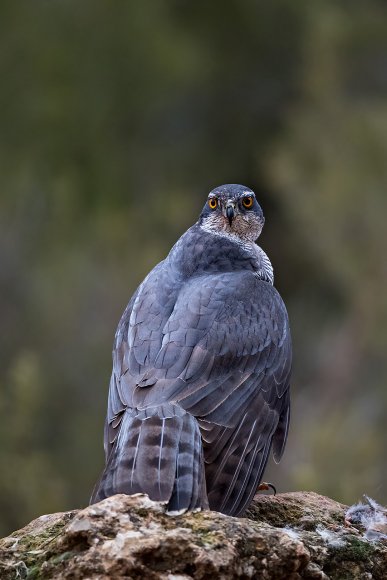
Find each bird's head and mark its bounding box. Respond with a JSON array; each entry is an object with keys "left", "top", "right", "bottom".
[{"left": 199, "top": 184, "right": 264, "bottom": 242}]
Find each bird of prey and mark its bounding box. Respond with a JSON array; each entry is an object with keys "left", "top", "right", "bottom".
[{"left": 91, "top": 184, "right": 291, "bottom": 517}]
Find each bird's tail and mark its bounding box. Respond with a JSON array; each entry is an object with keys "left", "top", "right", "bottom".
[{"left": 90, "top": 403, "right": 208, "bottom": 514}]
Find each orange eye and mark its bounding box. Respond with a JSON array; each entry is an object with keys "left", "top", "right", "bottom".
[
  {"left": 242, "top": 196, "right": 254, "bottom": 209},
  {"left": 208, "top": 197, "right": 218, "bottom": 210}
]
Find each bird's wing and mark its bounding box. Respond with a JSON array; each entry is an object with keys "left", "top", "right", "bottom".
[
  {"left": 104, "top": 259, "right": 178, "bottom": 458},
  {"left": 133, "top": 270, "right": 291, "bottom": 412},
  {"left": 103, "top": 288, "right": 139, "bottom": 459},
  {"left": 119, "top": 269, "right": 291, "bottom": 515}
]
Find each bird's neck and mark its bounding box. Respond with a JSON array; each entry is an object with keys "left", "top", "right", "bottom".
[{"left": 169, "top": 224, "right": 274, "bottom": 284}]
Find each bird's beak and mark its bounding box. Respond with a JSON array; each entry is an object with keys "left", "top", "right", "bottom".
[{"left": 226, "top": 202, "right": 235, "bottom": 226}]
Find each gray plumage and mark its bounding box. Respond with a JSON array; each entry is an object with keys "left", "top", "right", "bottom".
[{"left": 91, "top": 184, "right": 291, "bottom": 516}]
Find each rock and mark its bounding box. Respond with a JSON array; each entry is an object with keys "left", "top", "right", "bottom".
[{"left": 0, "top": 492, "right": 385, "bottom": 579}]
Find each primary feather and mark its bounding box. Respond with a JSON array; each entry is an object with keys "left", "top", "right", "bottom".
[{"left": 91, "top": 184, "right": 292, "bottom": 516}]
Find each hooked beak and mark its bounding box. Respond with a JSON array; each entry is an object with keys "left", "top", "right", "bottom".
[{"left": 226, "top": 203, "right": 235, "bottom": 226}]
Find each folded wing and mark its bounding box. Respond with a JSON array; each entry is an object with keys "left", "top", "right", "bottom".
[{"left": 97, "top": 268, "right": 291, "bottom": 516}]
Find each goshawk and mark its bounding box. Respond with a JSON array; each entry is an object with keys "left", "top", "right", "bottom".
[{"left": 91, "top": 184, "right": 291, "bottom": 516}]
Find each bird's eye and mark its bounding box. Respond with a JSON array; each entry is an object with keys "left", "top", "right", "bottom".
[
  {"left": 208, "top": 198, "right": 218, "bottom": 210},
  {"left": 242, "top": 196, "right": 254, "bottom": 209}
]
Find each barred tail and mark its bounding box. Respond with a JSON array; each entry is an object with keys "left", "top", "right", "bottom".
[{"left": 90, "top": 403, "right": 208, "bottom": 514}]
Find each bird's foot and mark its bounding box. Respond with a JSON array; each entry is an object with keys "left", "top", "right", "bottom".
[{"left": 257, "top": 482, "right": 277, "bottom": 495}]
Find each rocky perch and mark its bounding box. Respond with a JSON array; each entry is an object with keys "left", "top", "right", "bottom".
[{"left": 0, "top": 492, "right": 386, "bottom": 579}]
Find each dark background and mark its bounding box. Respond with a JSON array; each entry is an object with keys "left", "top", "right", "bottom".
[{"left": 1, "top": 0, "right": 386, "bottom": 536}]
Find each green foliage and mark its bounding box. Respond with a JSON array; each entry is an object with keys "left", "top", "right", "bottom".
[{"left": 0, "top": 0, "right": 386, "bottom": 535}]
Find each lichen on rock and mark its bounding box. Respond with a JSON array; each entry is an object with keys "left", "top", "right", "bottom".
[{"left": 0, "top": 492, "right": 385, "bottom": 579}]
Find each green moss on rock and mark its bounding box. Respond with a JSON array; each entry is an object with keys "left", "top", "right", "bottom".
[{"left": 333, "top": 535, "right": 375, "bottom": 562}]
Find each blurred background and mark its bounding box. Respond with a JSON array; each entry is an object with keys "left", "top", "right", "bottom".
[{"left": 1, "top": 0, "right": 386, "bottom": 536}]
